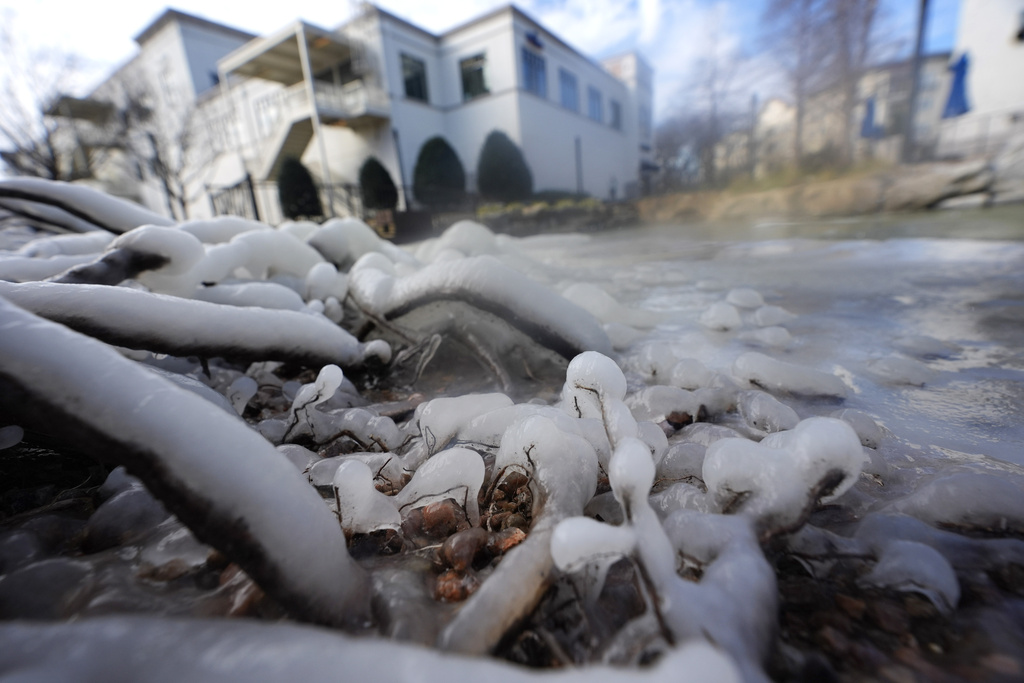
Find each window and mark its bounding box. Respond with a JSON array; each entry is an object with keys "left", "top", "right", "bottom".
[
  {"left": 559, "top": 69, "right": 578, "bottom": 112},
  {"left": 587, "top": 86, "right": 602, "bottom": 123},
  {"left": 401, "top": 54, "right": 428, "bottom": 102},
  {"left": 522, "top": 47, "right": 546, "bottom": 97},
  {"left": 639, "top": 105, "right": 651, "bottom": 141},
  {"left": 610, "top": 99, "right": 622, "bottom": 130},
  {"left": 460, "top": 54, "right": 489, "bottom": 101}
]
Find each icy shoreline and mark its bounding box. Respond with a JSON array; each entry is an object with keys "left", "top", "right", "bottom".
[{"left": 2, "top": 180, "right": 1024, "bottom": 681}]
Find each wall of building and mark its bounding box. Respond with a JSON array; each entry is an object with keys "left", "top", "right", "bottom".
[{"left": 956, "top": 0, "right": 1024, "bottom": 116}]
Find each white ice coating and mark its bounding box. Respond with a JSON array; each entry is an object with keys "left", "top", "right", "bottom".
[
  {"left": 733, "top": 351, "right": 848, "bottom": 398},
  {"left": 394, "top": 447, "right": 485, "bottom": 525},
  {"left": 552, "top": 353, "right": 773, "bottom": 681},
  {"left": 332, "top": 460, "right": 402, "bottom": 535},
  {"left": 700, "top": 301, "right": 743, "bottom": 331},
  {"left": 414, "top": 220, "right": 502, "bottom": 261},
  {"left": 305, "top": 261, "right": 349, "bottom": 302},
  {"left": 360, "top": 255, "right": 613, "bottom": 359},
  {"left": 736, "top": 390, "right": 799, "bottom": 434},
  {"left": 0, "top": 425, "right": 24, "bottom": 450},
  {"left": 0, "top": 177, "right": 174, "bottom": 233},
  {"left": 192, "top": 282, "right": 306, "bottom": 311},
  {"left": 750, "top": 304, "right": 797, "bottom": 327},
  {"left": 0, "top": 253, "right": 97, "bottom": 282},
  {"left": 0, "top": 281, "right": 390, "bottom": 368},
  {"left": 561, "top": 282, "right": 662, "bottom": 327},
  {"left": 16, "top": 230, "right": 115, "bottom": 257},
  {"left": 830, "top": 408, "right": 884, "bottom": 448},
  {"left": 177, "top": 216, "right": 269, "bottom": 244},
  {"left": 859, "top": 539, "right": 961, "bottom": 613},
  {"left": 109, "top": 225, "right": 206, "bottom": 276},
  {"left": 737, "top": 326, "right": 792, "bottom": 349},
  {"left": 417, "top": 393, "right": 514, "bottom": 454},
  {"left": 866, "top": 353, "right": 935, "bottom": 386},
  {"left": 307, "top": 217, "right": 415, "bottom": 270},
  {"left": 0, "top": 616, "right": 741, "bottom": 683},
  {"left": 0, "top": 298, "right": 369, "bottom": 625},
  {"left": 703, "top": 417, "right": 866, "bottom": 534},
  {"left": 883, "top": 472, "right": 1024, "bottom": 529},
  {"left": 626, "top": 385, "right": 704, "bottom": 425},
  {"left": 442, "top": 412, "right": 600, "bottom": 655},
  {"left": 725, "top": 287, "right": 764, "bottom": 308}
]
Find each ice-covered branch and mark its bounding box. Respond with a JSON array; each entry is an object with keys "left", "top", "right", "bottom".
[
  {"left": 0, "top": 298, "right": 370, "bottom": 627},
  {"left": 0, "top": 616, "right": 740, "bottom": 682},
  {"left": 0, "top": 280, "right": 390, "bottom": 368},
  {"left": 439, "top": 414, "right": 599, "bottom": 654},
  {"left": 351, "top": 255, "right": 612, "bottom": 361},
  {"left": 0, "top": 178, "right": 174, "bottom": 234}
]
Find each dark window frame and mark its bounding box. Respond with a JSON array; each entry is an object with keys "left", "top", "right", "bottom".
[
  {"left": 559, "top": 68, "right": 579, "bottom": 112},
  {"left": 401, "top": 53, "right": 429, "bottom": 103},
  {"left": 587, "top": 85, "right": 602, "bottom": 123},
  {"left": 460, "top": 53, "right": 489, "bottom": 101},
  {"left": 521, "top": 47, "right": 547, "bottom": 98}
]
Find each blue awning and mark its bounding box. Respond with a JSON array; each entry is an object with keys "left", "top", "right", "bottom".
[{"left": 942, "top": 53, "right": 970, "bottom": 119}]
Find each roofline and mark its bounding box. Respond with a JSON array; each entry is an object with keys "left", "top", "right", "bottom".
[{"left": 134, "top": 8, "right": 256, "bottom": 46}]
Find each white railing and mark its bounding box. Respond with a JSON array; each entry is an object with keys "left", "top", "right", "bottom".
[{"left": 252, "top": 80, "right": 389, "bottom": 138}]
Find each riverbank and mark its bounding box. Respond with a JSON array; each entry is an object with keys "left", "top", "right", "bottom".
[{"left": 640, "top": 126, "right": 1024, "bottom": 224}]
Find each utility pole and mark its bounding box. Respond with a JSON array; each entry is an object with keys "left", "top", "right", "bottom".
[{"left": 902, "top": 0, "right": 930, "bottom": 164}]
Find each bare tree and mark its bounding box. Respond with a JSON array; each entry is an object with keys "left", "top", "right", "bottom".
[
  {"left": 829, "top": 0, "right": 880, "bottom": 165},
  {"left": 760, "top": 0, "right": 832, "bottom": 168},
  {"left": 0, "top": 13, "right": 101, "bottom": 179},
  {"left": 116, "top": 81, "right": 210, "bottom": 221}
]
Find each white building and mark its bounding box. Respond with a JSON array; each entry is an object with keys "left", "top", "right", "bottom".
[
  {"left": 937, "top": 0, "right": 1024, "bottom": 158},
  {"left": 68, "top": 4, "right": 654, "bottom": 224}
]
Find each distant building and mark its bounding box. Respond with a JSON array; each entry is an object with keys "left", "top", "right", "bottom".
[
  {"left": 55, "top": 5, "right": 654, "bottom": 223},
  {"left": 935, "top": 0, "right": 1024, "bottom": 158}
]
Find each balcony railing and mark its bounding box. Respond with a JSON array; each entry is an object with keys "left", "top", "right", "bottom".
[{"left": 252, "top": 80, "right": 389, "bottom": 138}]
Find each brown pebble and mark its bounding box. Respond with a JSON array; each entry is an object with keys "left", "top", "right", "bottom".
[
  {"left": 903, "top": 593, "right": 940, "bottom": 619},
  {"left": 817, "top": 625, "right": 850, "bottom": 657},
  {"left": 421, "top": 499, "right": 469, "bottom": 537},
  {"left": 981, "top": 653, "right": 1022, "bottom": 675},
  {"left": 502, "top": 513, "right": 528, "bottom": 531},
  {"left": 441, "top": 528, "right": 489, "bottom": 572},
  {"left": 835, "top": 593, "right": 867, "bottom": 620},
  {"left": 434, "top": 568, "right": 480, "bottom": 602},
  {"left": 497, "top": 470, "right": 529, "bottom": 497},
  {"left": 893, "top": 647, "right": 947, "bottom": 680},
  {"left": 488, "top": 527, "right": 527, "bottom": 555},
  {"left": 869, "top": 599, "right": 910, "bottom": 635},
  {"left": 137, "top": 558, "right": 190, "bottom": 582},
  {"left": 879, "top": 664, "right": 916, "bottom": 683}
]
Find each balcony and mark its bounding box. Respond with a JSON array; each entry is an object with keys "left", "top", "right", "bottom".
[
  {"left": 252, "top": 80, "right": 389, "bottom": 139},
  {"left": 218, "top": 19, "right": 389, "bottom": 181}
]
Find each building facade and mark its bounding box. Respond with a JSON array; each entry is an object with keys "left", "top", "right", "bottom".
[
  {"left": 935, "top": 0, "right": 1024, "bottom": 158},
  {"left": 66, "top": 4, "right": 653, "bottom": 223}
]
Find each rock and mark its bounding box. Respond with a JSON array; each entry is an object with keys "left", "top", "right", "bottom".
[
  {"left": 883, "top": 160, "right": 993, "bottom": 211},
  {"left": 935, "top": 193, "right": 990, "bottom": 210},
  {"left": 797, "top": 176, "right": 884, "bottom": 216},
  {"left": 83, "top": 487, "right": 171, "bottom": 552},
  {"left": 990, "top": 120, "right": 1024, "bottom": 205},
  {"left": 0, "top": 558, "right": 93, "bottom": 618}
]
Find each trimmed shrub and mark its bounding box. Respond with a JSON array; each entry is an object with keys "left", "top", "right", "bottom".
[
  {"left": 476, "top": 130, "right": 532, "bottom": 203},
  {"left": 359, "top": 156, "right": 399, "bottom": 211},
  {"left": 277, "top": 157, "right": 323, "bottom": 220},
  {"left": 413, "top": 136, "right": 466, "bottom": 208}
]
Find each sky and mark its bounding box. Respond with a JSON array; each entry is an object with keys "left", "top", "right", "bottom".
[{"left": 1, "top": 0, "right": 962, "bottom": 121}]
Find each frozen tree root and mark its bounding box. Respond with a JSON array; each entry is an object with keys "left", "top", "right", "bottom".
[
  {"left": 0, "top": 178, "right": 174, "bottom": 234},
  {"left": 0, "top": 615, "right": 740, "bottom": 682},
  {"left": 0, "top": 298, "right": 370, "bottom": 628},
  {"left": 0, "top": 280, "right": 389, "bottom": 369}
]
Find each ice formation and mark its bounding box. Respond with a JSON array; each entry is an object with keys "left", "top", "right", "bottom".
[{"left": 5, "top": 180, "right": 1024, "bottom": 682}]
